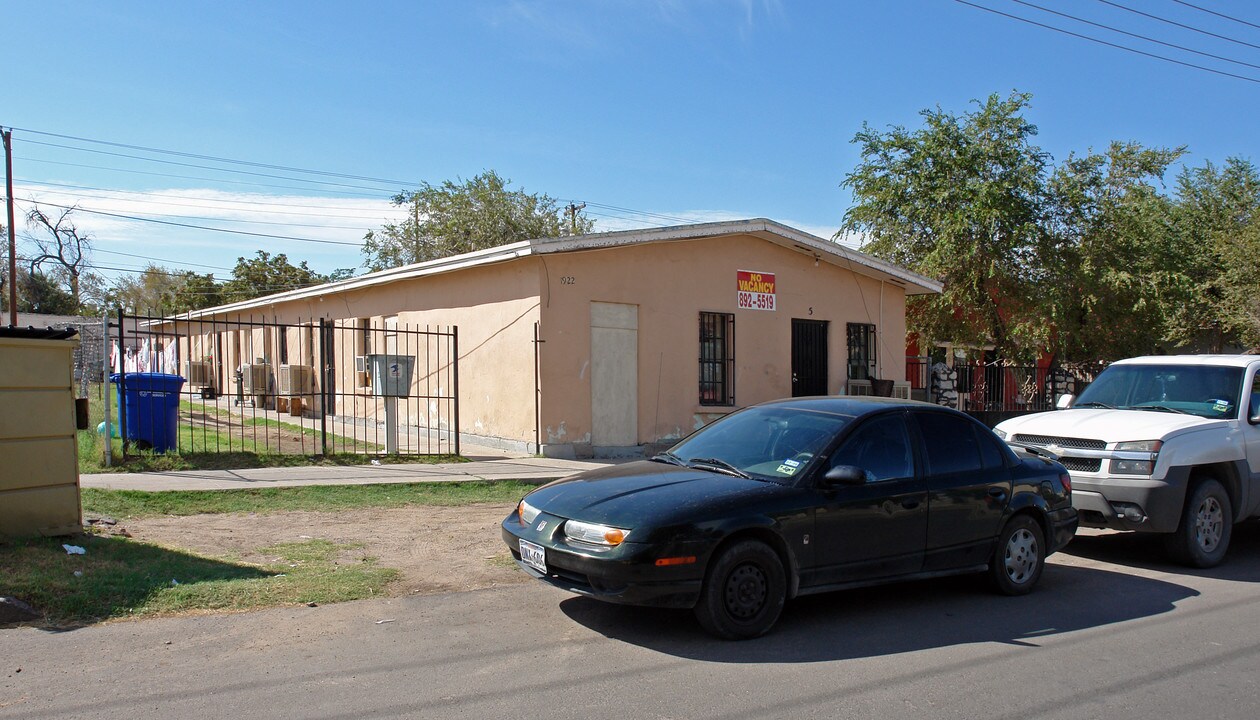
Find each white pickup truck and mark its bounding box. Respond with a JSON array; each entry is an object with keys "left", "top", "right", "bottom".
[{"left": 994, "top": 355, "right": 1260, "bottom": 567}]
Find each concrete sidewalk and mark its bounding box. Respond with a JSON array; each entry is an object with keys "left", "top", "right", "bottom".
[{"left": 79, "top": 456, "right": 621, "bottom": 492}]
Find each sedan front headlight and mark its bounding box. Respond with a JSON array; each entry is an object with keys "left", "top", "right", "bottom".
[
  {"left": 518, "top": 499, "right": 541, "bottom": 526},
  {"left": 564, "top": 519, "right": 631, "bottom": 546}
]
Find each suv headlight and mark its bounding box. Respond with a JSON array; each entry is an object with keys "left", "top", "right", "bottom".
[
  {"left": 1111, "top": 440, "right": 1162, "bottom": 475},
  {"left": 564, "top": 519, "right": 630, "bottom": 546}
]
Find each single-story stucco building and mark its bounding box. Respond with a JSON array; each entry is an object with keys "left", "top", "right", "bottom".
[{"left": 159, "top": 218, "right": 941, "bottom": 458}]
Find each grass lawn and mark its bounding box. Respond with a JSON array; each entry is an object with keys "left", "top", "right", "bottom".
[
  {"left": 77, "top": 385, "right": 464, "bottom": 474},
  {"left": 0, "top": 533, "right": 397, "bottom": 627},
  {"left": 81, "top": 480, "right": 537, "bottom": 518},
  {"left": 2, "top": 481, "right": 533, "bottom": 627}
]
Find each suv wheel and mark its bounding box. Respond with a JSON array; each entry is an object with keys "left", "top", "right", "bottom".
[{"left": 1164, "top": 477, "right": 1232, "bottom": 568}]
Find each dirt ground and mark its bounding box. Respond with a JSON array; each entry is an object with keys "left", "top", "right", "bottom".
[{"left": 120, "top": 503, "right": 529, "bottom": 596}]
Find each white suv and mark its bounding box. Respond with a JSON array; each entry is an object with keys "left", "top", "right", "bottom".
[{"left": 994, "top": 355, "right": 1260, "bottom": 567}]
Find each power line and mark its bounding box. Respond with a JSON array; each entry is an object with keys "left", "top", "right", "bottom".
[
  {"left": 21, "top": 157, "right": 389, "bottom": 197},
  {"left": 1011, "top": 0, "right": 1260, "bottom": 71},
  {"left": 20, "top": 138, "right": 401, "bottom": 194},
  {"left": 20, "top": 200, "right": 365, "bottom": 247},
  {"left": 955, "top": 0, "right": 1260, "bottom": 84},
  {"left": 1171, "top": 0, "right": 1260, "bottom": 32},
  {"left": 1094, "top": 0, "right": 1260, "bottom": 52},
  {"left": 19, "top": 180, "right": 404, "bottom": 219},
  {"left": 5, "top": 126, "right": 419, "bottom": 187},
  {"left": 92, "top": 247, "right": 233, "bottom": 272}
]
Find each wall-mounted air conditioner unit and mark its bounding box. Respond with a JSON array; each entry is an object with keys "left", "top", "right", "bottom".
[
  {"left": 847, "top": 379, "right": 873, "bottom": 396},
  {"left": 185, "top": 361, "right": 214, "bottom": 387},
  {"left": 240, "top": 363, "right": 271, "bottom": 394},
  {"left": 277, "top": 364, "right": 314, "bottom": 395},
  {"left": 892, "top": 381, "right": 911, "bottom": 400}
]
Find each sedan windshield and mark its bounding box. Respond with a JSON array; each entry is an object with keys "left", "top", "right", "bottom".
[
  {"left": 663, "top": 405, "right": 851, "bottom": 482},
  {"left": 1076, "top": 364, "right": 1244, "bottom": 419}
]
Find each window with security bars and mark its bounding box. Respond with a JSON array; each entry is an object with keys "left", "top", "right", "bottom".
[
  {"left": 847, "top": 323, "right": 876, "bottom": 380},
  {"left": 699, "top": 312, "right": 735, "bottom": 406}
]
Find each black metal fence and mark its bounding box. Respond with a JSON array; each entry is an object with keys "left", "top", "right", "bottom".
[{"left": 104, "top": 311, "right": 459, "bottom": 458}]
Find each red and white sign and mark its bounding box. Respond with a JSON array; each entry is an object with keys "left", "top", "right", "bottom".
[{"left": 737, "top": 270, "right": 776, "bottom": 311}]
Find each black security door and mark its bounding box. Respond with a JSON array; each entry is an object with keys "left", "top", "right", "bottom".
[{"left": 792, "top": 319, "right": 829, "bottom": 397}]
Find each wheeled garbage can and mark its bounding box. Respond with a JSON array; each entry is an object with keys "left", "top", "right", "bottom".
[{"left": 110, "top": 372, "right": 186, "bottom": 452}]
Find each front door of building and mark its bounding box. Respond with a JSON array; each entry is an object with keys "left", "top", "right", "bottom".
[
  {"left": 590, "top": 302, "right": 638, "bottom": 450},
  {"left": 792, "top": 319, "right": 829, "bottom": 397}
]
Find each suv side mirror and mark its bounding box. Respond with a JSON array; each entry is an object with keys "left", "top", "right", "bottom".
[
  {"left": 1055, "top": 394, "right": 1075, "bottom": 410},
  {"left": 822, "top": 465, "right": 866, "bottom": 487}
]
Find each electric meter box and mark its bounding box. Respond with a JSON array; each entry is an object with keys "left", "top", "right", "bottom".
[{"left": 367, "top": 354, "right": 415, "bottom": 397}]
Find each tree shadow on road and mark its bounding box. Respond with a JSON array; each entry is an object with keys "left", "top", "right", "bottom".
[{"left": 558, "top": 562, "right": 1198, "bottom": 663}]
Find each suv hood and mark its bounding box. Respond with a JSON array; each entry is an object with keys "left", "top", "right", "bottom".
[{"left": 998, "top": 408, "right": 1220, "bottom": 444}]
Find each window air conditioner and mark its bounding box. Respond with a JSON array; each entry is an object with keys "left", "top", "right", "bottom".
[
  {"left": 184, "top": 360, "right": 214, "bottom": 387},
  {"left": 277, "top": 364, "right": 314, "bottom": 395},
  {"left": 240, "top": 363, "right": 271, "bottom": 394}
]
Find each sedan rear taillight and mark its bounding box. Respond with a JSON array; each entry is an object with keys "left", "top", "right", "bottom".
[{"left": 1060, "top": 472, "right": 1072, "bottom": 495}]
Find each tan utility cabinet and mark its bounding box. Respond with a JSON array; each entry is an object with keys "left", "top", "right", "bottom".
[{"left": 0, "top": 328, "right": 83, "bottom": 537}]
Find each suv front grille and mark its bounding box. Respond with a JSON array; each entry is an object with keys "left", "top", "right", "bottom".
[
  {"left": 1013, "top": 434, "right": 1106, "bottom": 450},
  {"left": 1059, "top": 457, "right": 1102, "bottom": 473}
]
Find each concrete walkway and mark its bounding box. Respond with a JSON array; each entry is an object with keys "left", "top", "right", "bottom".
[{"left": 79, "top": 455, "right": 622, "bottom": 492}]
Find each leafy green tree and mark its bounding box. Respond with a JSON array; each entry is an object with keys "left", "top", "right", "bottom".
[
  {"left": 221, "top": 250, "right": 326, "bottom": 304},
  {"left": 841, "top": 92, "right": 1050, "bottom": 362},
  {"left": 13, "top": 268, "right": 78, "bottom": 314},
  {"left": 1219, "top": 214, "right": 1260, "bottom": 349},
  {"left": 106, "top": 264, "right": 189, "bottom": 313},
  {"left": 168, "top": 271, "right": 224, "bottom": 313},
  {"left": 1166, "top": 157, "right": 1260, "bottom": 352},
  {"left": 362, "top": 170, "right": 595, "bottom": 271},
  {"left": 1042, "top": 142, "right": 1185, "bottom": 361}
]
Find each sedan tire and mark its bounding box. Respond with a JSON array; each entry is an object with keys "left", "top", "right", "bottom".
[
  {"left": 990, "top": 514, "right": 1045, "bottom": 596},
  {"left": 694, "top": 540, "right": 786, "bottom": 640}
]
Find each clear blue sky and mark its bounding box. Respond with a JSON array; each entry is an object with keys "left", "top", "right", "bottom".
[{"left": 4, "top": 0, "right": 1259, "bottom": 287}]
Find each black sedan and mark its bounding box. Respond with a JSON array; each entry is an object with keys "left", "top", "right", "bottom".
[{"left": 502, "top": 397, "right": 1077, "bottom": 639}]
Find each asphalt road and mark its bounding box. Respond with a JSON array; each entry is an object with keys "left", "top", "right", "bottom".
[{"left": 5, "top": 526, "right": 1260, "bottom": 720}]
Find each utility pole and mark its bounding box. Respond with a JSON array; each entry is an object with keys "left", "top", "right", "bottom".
[
  {"left": 565, "top": 202, "right": 586, "bottom": 235},
  {"left": 3, "top": 128, "right": 16, "bottom": 327}
]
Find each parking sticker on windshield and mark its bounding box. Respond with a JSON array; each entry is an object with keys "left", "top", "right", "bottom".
[
  {"left": 776, "top": 459, "right": 801, "bottom": 475},
  {"left": 1213, "top": 400, "right": 1231, "bottom": 413}
]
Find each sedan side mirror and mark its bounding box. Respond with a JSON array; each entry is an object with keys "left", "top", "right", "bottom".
[
  {"left": 1055, "top": 394, "right": 1075, "bottom": 410},
  {"left": 822, "top": 465, "right": 866, "bottom": 487}
]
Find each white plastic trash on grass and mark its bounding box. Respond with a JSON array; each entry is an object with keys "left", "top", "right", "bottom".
[{"left": 63, "top": 544, "right": 86, "bottom": 555}]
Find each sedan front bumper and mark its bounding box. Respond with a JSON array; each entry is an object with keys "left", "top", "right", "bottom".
[{"left": 501, "top": 516, "right": 706, "bottom": 609}]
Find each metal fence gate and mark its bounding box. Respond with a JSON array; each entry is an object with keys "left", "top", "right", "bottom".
[{"left": 105, "top": 311, "right": 459, "bottom": 458}]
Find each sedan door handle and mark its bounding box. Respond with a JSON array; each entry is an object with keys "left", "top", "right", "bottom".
[{"left": 900, "top": 499, "right": 920, "bottom": 510}]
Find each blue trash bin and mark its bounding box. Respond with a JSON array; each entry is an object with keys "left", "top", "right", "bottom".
[{"left": 109, "top": 372, "right": 186, "bottom": 453}]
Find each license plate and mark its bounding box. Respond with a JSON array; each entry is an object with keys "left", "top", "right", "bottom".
[{"left": 519, "top": 539, "right": 547, "bottom": 574}]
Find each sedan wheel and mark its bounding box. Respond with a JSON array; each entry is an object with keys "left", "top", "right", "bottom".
[
  {"left": 695, "top": 540, "right": 786, "bottom": 640},
  {"left": 990, "top": 515, "right": 1045, "bottom": 596}
]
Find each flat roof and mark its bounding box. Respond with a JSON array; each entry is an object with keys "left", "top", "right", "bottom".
[{"left": 171, "top": 218, "right": 943, "bottom": 319}]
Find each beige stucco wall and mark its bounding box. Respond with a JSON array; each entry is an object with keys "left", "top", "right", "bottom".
[
  {"left": 173, "top": 261, "right": 543, "bottom": 450},
  {"left": 536, "top": 233, "right": 907, "bottom": 456}
]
